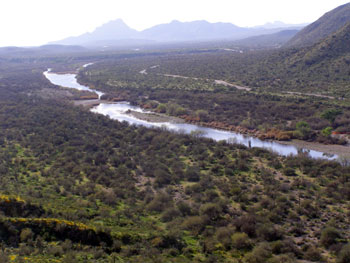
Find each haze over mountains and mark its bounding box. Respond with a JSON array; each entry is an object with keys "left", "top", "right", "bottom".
[
  {"left": 51, "top": 19, "right": 307, "bottom": 47},
  {"left": 233, "top": 29, "right": 299, "bottom": 48}
]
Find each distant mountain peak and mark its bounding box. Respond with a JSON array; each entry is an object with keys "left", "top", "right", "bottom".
[
  {"left": 50, "top": 18, "right": 138, "bottom": 46},
  {"left": 92, "top": 18, "right": 137, "bottom": 33}
]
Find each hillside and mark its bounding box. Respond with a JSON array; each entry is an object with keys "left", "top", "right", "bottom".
[
  {"left": 273, "top": 22, "right": 350, "bottom": 92},
  {"left": 286, "top": 2, "right": 350, "bottom": 47},
  {"left": 233, "top": 22, "right": 350, "bottom": 94},
  {"left": 287, "top": 22, "right": 350, "bottom": 65}
]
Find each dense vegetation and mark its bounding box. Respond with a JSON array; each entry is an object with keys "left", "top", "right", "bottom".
[{"left": 0, "top": 52, "right": 349, "bottom": 262}]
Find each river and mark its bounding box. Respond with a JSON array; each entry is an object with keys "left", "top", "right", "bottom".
[{"left": 44, "top": 68, "right": 338, "bottom": 161}]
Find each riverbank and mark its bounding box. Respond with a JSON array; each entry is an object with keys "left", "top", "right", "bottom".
[
  {"left": 279, "top": 139, "right": 350, "bottom": 158},
  {"left": 131, "top": 106, "right": 350, "bottom": 158}
]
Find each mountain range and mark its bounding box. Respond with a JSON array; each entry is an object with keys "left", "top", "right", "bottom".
[{"left": 51, "top": 19, "right": 306, "bottom": 47}]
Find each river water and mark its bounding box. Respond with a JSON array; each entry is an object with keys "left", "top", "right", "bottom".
[
  {"left": 44, "top": 69, "right": 104, "bottom": 99},
  {"left": 44, "top": 69, "right": 338, "bottom": 161}
]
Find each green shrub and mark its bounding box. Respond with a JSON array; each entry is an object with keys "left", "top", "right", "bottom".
[{"left": 321, "top": 127, "right": 333, "bottom": 137}]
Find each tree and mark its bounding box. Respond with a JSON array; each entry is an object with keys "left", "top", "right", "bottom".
[
  {"left": 321, "top": 127, "right": 333, "bottom": 137},
  {"left": 321, "top": 109, "right": 342, "bottom": 126},
  {"left": 295, "top": 121, "right": 311, "bottom": 139}
]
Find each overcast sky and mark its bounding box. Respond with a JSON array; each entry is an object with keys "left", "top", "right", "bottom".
[{"left": 0, "top": 0, "right": 349, "bottom": 46}]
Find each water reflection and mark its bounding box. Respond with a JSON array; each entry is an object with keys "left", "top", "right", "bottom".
[{"left": 92, "top": 102, "right": 337, "bottom": 160}]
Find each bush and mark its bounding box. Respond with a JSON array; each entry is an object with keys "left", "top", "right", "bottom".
[
  {"left": 320, "top": 227, "right": 341, "bottom": 248},
  {"left": 257, "top": 224, "right": 283, "bottom": 242},
  {"left": 231, "top": 232, "right": 252, "bottom": 250},
  {"left": 304, "top": 246, "right": 324, "bottom": 262},
  {"left": 244, "top": 243, "right": 272, "bottom": 263},
  {"left": 337, "top": 244, "right": 350, "bottom": 263},
  {"left": 235, "top": 214, "right": 257, "bottom": 237},
  {"left": 267, "top": 254, "right": 296, "bottom": 263},
  {"left": 181, "top": 216, "right": 207, "bottom": 234},
  {"left": 283, "top": 167, "right": 297, "bottom": 177},
  {"left": 156, "top": 104, "right": 167, "bottom": 113},
  {"left": 20, "top": 228, "right": 34, "bottom": 242},
  {"left": 214, "top": 227, "right": 234, "bottom": 249},
  {"left": 161, "top": 208, "right": 181, "bottom": 222},
  {"left": 47, "top": 245, "right": 64, "bottom": 257},
  {"left": 199, "top": 203, "right": 222, "bottom": 221}
]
